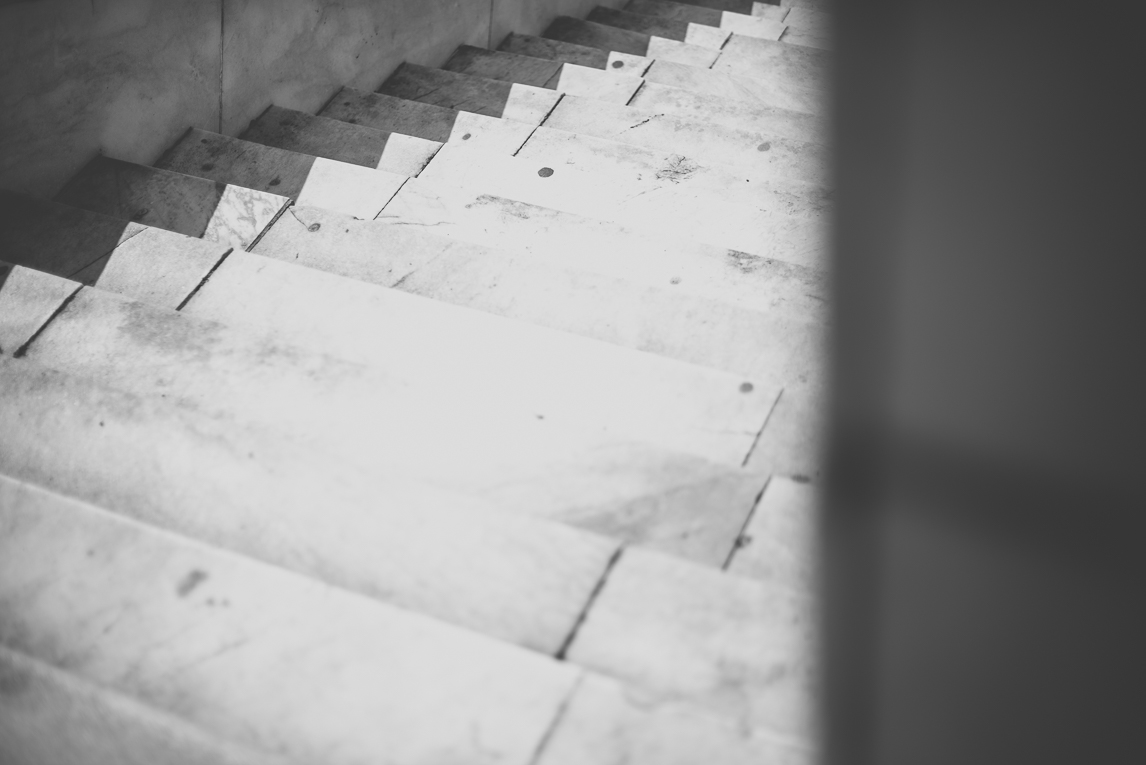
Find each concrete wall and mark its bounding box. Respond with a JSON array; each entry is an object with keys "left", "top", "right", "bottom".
[{"left": 0, "top": 0, "right": 624, "bottom": 197}]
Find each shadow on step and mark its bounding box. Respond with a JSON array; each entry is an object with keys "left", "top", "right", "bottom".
[{"left": 0, "top": 188, "right": 148, "bottom": 292}]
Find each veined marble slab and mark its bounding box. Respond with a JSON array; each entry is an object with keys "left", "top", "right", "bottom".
[
  {"left": 643, "top": 58, "right": 825, "bottom": 115},
  {"left": 631, "top": 80, "right": 828, "bottom": 145},
  {"left": 544, "top": 95, "right": 828, "bottom": 184},
  {"left": 378, "top": 63, "right": 561, "bottom": 123},
  {"left": 157, "top": 129, "right": 407, "bottom": 219},
  {"left": 567, "top": 548, "right": 817, "bottom": 746},
  {"left": 240, "top": 106, "right": 440, "bottom": 177},
  {"left": 0, "top": 644, "right": 288, "bottom": 765},
  {"left": 320, "top": 88, "right": 535, "bottom": 153},
  {"left": 0, "top": 474, "right": 583, "bottom": 765},
  {"left": 53, "top": 157, "right": 289, "bottom": 252},
  {"left": 586, "top": 7, "right": 734, "bottom": 49},
  {"left": 444, "top": 44, "right": 563, "bottom": 88},
  {"left": 544, "top": 17, "right": 720, "bottom": 68},
  {"left": 0, "top": 357, "right": 618, "bottom": 655},
  {"left": 744, "top": 378, "right": 825, "bottom": 481},
  {"left": 714, "top": 33, "right": 830, "bottom": 82},
  {"left": 538, "top": 673, "right": 812, "bottom": 765}
]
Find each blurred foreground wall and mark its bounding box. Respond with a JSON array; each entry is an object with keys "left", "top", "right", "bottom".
[{"left": 825, "top": 1, "right": 1145, "bottom": 763}]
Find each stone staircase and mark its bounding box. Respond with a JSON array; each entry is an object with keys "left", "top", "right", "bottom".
[{"left": 0, "top": 1, "right": 828, "bottom": 763}]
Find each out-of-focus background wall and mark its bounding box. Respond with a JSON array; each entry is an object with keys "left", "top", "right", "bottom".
[
  {"left": 826, "top": 1, "right": 1144, "bottom": 763},
  {"left": 0, "top": 0, "right": 624, "bottom": 197}
]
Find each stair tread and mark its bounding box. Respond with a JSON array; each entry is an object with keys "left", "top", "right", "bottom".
[
  {"left": 0, "top": 261, "right": 80, "bottom": 355},
  {"left": 157, "top": 128, "right": 407, "bottom": 219},
  {"left": 566, "top": 546, "right": 815, "bottom": 746},
  {"left": 446, "top": 45, "right": 645, "bottom": 105},
  {"left": 626, "top": 0, "right": 789, "bottom": 25},
  {"left": 239, "top": 104, "right": 440, "bottom": 176},
  {"left": 714, "top": 32, "right": 829, "bottom": 81},
  {"left": 0, "top": 192, "right": 231, "bottom": 309},
  {"left": 378, "top": 62, "right": 560, "bottom": 122},
  {"left": 544, "top": 16, "right": 720, "bottom": 68},
  {"left": 586, "top": 7, "right": 735, "bottom": 49},
  {"left": 0, "top": 355, "right": 620, "bottom": 654},
  {"left": 631, "top": 79, "right": 826, "bottom": 145},
  {"left": 517, "top": 119, "right": 829, "bottom": 219},
  {"left": 538, "top": 672, "right": 811, "bottom": 765},
  {"left": 778, "top": 6, "right": 831, "bottom": 50},
  {"left": 0, "top": 644, "right": 287, "bottom": 765},
  {"left": 271, "top": 200, "right": 825, "bottom": 399},
  {"left": 444, "top": 44, "right": 564, "bottom": 88},
  {"left": 726, "top": 476, "right": 818, "bottom": 587},
  {"left": 52, "top": 157, "right": 289, "bottom": 251},
  {"left": 643, "top": 56, "right": 826, "bottom": 114},
  {"left": 544, "top": 94, "right": 828, "bottom": 183},
  {"left": 499, "top": 32, "right": 653, "bottom": 77},
  {"left": 379, "top": 179, "right": 827, "bottom": 319},
  {"left": 320, "top": 87, "right": 535, "bottom": 151},
  {"left": 417, "top": 143, "right": 826, "bottom": 262},
  {"left": 0, "top": 473, "right": 582, "bottom": 764}
]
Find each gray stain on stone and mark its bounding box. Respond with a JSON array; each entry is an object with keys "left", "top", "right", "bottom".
[
  {"left": 177, "top": 569, "right": 209, "bottom": 598},
  {"left": 538, "top": 167, "right": 555, "bottom": 178}
]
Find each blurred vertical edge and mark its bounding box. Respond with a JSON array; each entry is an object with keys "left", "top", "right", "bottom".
[{"left": 825, "top": 1, "right": 1146, "bottom": 764}]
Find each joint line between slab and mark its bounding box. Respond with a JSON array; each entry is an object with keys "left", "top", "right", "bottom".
[
  {"left": 526, "top": 672, "right": 584, "bottom": 765},
  {"left": 13, "top": 284, "right": 84, "bottom": 359},
  {"left": 742, "top": 386, "right": 784, "bottom": 468},
  {"left": 722, "top": 475, "right": 772, "bottom": 570},
  {"left": 555, "top": 546, "right": 624, "bottom": 661},
  {"left": 175, "top": 247, "right": 235, "bottom": 312}
]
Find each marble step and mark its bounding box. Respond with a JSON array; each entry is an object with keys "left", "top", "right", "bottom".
[
  {"left": 536, "top": 672, "right": 811, "bottom": 765},
  {"left": 0, "top": 351, "right": 617, "bottom": 655},
  {"left": 497, "top": 31, "right": 651, "bottom": 76},
  {"left": 625, "top": 0, "right": 791, "bottom": 41},
  {"left": 157, "top": 128, "right": 408, "bottom": 219},
  {"left": 378, "top": 62, "right": 560, "bottom": 122},
  {"left": 642, "top": 55, "right": 825, "bottom": 114},
  {"left": 565, "top": 546, "right": 816, "bottom": 749},
  {"left": 543, "top": 94, "right": 829, "bottom": 186},
  {"left": 631, "top": 79, "right": 827, "bottom": 144},
  {"left": 714, "top": 32, "right": 829, "bottom": 81},
  {"left": 379, "top": 178, "right": 828, "bottom": 320},
  {"left": 627, "top": 0, "right": 789, "bottom": 24},
  {"left": 778, "top": 6, "right": 831, "bottom": 50},
  {"left": 0, "top": 191, "right": 229, "bottom": 311},
  {"left": 264, "top": 197, "right": 826, "bottom": 400},
  {"left": 726, "top": 475, "right": 818, "bottom": 586},
  {"left": 1, "top": 187, "right": 769, "bottom": 470},
  {"left": 585, "top": 7, "right": 737, "bottom": 49},
  {"left": 0, "top": 643, "right": 288, "bottom": 765},
  {"left": 444, "top": 44, "right": 563, "bottom": 88},
  {"left": 446, "top": 45, "right": 645, "bottom": 104},
  {"left": 544, "top": 16, "right": 720, "bottom": 68},
  {"left": 320, "top": 87, "right": 535, "bottom": 151},
  {"left": 516, "top": 121, "right": 828, "bottom": 220},
  {"left": 239, "top": 105, "right": 440, "bottom": 177},
  {"left": 418, "top": 144, "right": 825, "bottom": 263},
  {"left": 53, "top": 157, "right": 289, "bottom": 252},
  {"left": 21, "top": 270, "right": 770, "bottom": 464},
  {"left": 0, "top": 473, "right": 583, "bottom": 764}
]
